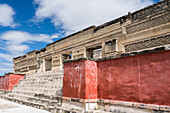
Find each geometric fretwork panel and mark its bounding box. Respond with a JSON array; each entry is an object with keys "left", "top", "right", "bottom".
[
  {"left": 126, "top": 13, "right": 170, "bottom": 35},
  {"left": 125, "top": 34, "right": 170, "bottom": 52}
]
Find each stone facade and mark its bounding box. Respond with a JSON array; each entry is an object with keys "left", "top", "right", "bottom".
[{"left": 13, "top": 0, "right": 170, "bottom": 74}]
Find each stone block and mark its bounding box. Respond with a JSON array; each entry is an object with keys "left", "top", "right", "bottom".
[
  {"left": 133, "top": 103, "right": 147, "bottom": 109},
  {"left": 159, "top": 106, "right": 170, "bottom": 112},
  {"left": 146, "top": 104, "right": 160, "bottom": 110}
]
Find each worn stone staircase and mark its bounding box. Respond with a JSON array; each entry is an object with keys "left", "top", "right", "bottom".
[{"left": 5, "top": 70, "right": 63, "bottom": 113}]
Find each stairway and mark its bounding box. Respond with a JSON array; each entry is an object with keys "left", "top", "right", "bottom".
[{"left": 5, "top": 70, "right": 63, "bottom": 112}]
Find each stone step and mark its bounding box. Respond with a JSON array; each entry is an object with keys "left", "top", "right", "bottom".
[
  {"left": 13, "top": 89, "right": 60, "bottom": 93},
  {"left": 13, "top": 88, "right": 59, "bottom": 93},
  {"left": 20, "top": 77, "right": 63, "bottom": 82},
  {"left": 25, "top": 76, "right": 63, "bottom": 80},
  {"left": 5, "top": 69, "right": 64, "bottom": 113},
  {"left": 26, "top": 70, "right": 63, "bottom": 76},
  {"left": 21, "top": 79, "right": 63, "bottom": 84},
  {"left": 5, "top": 93, "right": 62, "bottom": 110},
  {"left": 19, "top": 81, "right": 58, "bottom": 85},
  {"left": 26, "top": 74, "right": 63, "bottom": 79},
  {"left": 12, "top": 89, "right": 58, "bottom": 96},
  {"left": 16, "top": 85, "right": 61, "bottom": 89}
]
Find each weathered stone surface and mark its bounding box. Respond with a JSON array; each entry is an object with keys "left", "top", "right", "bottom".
[
  {"left": 13, "top": 0, "right": 170, "bottom": 74},
  {"left": 5, "top": 70, "right": 63, "bottom": 112}
]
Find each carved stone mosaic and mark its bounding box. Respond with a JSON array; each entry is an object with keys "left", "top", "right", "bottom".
[
  {"left": 125, "top": 34, "right": 170, "bottom": 52},
  {"left": 131, "top": 0, "right": 169, "bottom": 21},
  {"left": 126, "top": 13, "right": 170, "bottom": 34}
]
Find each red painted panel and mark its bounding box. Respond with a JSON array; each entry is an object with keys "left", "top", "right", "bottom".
[
  {"left": 63, "top": 60, "right": 98, "bottom": 99},
  {"left": 4, "top": 74, "right": 10, "bottom": 90},
  {"left": 98, "top": 56, "right": 140, "bottom": 101},
  {"left": 3, "top": 74, "right": 25, "bottom": 91},
  {"left": 0, "top": 76, "right": 5, "bottom": 90},
  {"left": 63, "top": 50, "right": 170, "bottom": 106},
  {"left": 85, "top": 60, "right": 97, "bottom": 99},
  {"left": 63, "top": 60, "right": 86, "bottom": 99},
  {"left": 98, "top": 51, "right": 170, "bottom": 106},
  {"left": 139, "top": 51, "right": 170, "bottom": 105},
  {"left": 8, "top": 74, "right": 25, "bottom": 90}
]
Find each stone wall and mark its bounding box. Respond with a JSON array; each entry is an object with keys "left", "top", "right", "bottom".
[
  {"left": 13, "top": 50, "right": 38, "bottom": 74},
  {"left": 97, "top": 50, "right": 170, "bottom": 106},
  {"left": 13, "top": 0, "right": 170, "bottom": 74},
  {"left": 63, "top": 49, "right": 170, "bottom": 112}
]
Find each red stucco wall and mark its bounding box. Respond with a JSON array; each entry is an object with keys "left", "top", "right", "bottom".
[
  {"left": 85, "top": 60, "right": 98, "bottom": 99},
  {"left": 8, "top": 74, "right": 25, "bottom": 90},
  {"left": 0, "top": 76, "right": 5, "bottom": 90},
  {"left": 98, "top": 50, "right": 170, "bottom": 106},
  {"left": 4, "top": 74, "right": 10, "bottom": 90},
  {"left": 63, "top": 60, "right": 98, "bottom": 99},
  {"left": 2, "top": 74, "right": 25, "bottom": 91},
  {"left": 63, "top": 60, "right": 86, "bottom": 99},
  {"left": 63, "top": 50, "right": 170, "bottom": 106}
]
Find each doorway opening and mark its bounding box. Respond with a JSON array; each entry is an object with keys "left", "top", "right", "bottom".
[
  {"left": 45, "top": 58, "right": 52, "bottom": 71},
  {"left": 86, "top": 44, "right": 102, "bottom": 59}
]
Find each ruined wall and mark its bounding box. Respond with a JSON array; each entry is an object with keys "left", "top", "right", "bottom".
[
  {"left": 13, "top": 50, "right": 38, "bottom": 74},
  {"left": 97, "top": 50, "right": 170, "bottom": 106},
  {"left": 63, "top": 60, "right": 97, "bottom": 99},
  {"left": 0, "top": 76, "right": 5, "bottom": 90}
]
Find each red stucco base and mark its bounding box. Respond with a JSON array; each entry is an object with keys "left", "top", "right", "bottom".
[
  {"left": 0, "top": 76, "right": 5, "bottom": 90},
  {"left": 0, "top": 74, "right": 25, "bottom": 91},
  {"left": 63, "top": 60, "right": 97, "bottom": 99},
  {"left": 98, "top": 50, "right": 170, "bottom": 106},
  {"left": 63, "top": 50, "right": 170, "bottom": 106}
]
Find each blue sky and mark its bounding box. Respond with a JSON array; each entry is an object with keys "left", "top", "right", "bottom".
[{"left": 0, "top": 0, "right": 161, "bottom": 76}]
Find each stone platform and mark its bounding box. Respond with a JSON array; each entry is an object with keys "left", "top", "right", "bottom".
[{"left": 5, "top": 70, "right": 63, "bottom": 112}]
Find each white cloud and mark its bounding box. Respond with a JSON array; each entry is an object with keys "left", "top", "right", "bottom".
[
  {"left": 34, "top": 0, "right": 154, "bottom": 33},
  {"left": 0, "top": 68, "right": 12, "bottom": 71},
  {"left": 0, "top": 30, "right": 58, "bottom": 74},
  {"left": 0, "top": 53, "right": 13, "bottom": 61},
  {"left": 0, "top": 31, "right": 54, "bottom": 55},
  {"left": 0, "top": 4, "right": 17, "bottom": 27},
  {"left": 0, "top": 31, "right": 59, "bottom": 63},
  {"left": 0, "top": 68, "right": 13, "bottom": 76},
  {"left": 0, "top": 46, "right": 4, "bottom": 50},
  {"left": 1, "top": 31, "right": 52, "bottom": 44},
  {"left": 2, "top": 62, "right": 13, "bottom": 67},
  {"left": 50, "top": 33, "right": 59, "bottom": 39}
]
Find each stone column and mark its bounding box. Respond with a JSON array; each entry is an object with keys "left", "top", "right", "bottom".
[
  {"left": 102, "top": 42, "right": 106, "bottom": 58},
  {"left": 59, "top": 54, "right": 63, "bottom": 69},
  {"left": 122, "top": 25, "right": 127, "bottom": 36},
  {"left": 84, "top": 47, "right": 87, "bottom": 58},
  {"left": 42, "top": 59, "right": 46, "bottom": 72}
]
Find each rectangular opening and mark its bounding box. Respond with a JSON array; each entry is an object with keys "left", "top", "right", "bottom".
[
  {"left": 86, "top": 44, "right": 102, "bottom": 59},
  {"left": 62, "top": 51, "right": 73, "bottom": 62},
  {"left": 105, "top": 39, "right": 117, "bottom": 53},
  {"left": 45, "top": 58, "right": 52, "bottom": 71}
]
